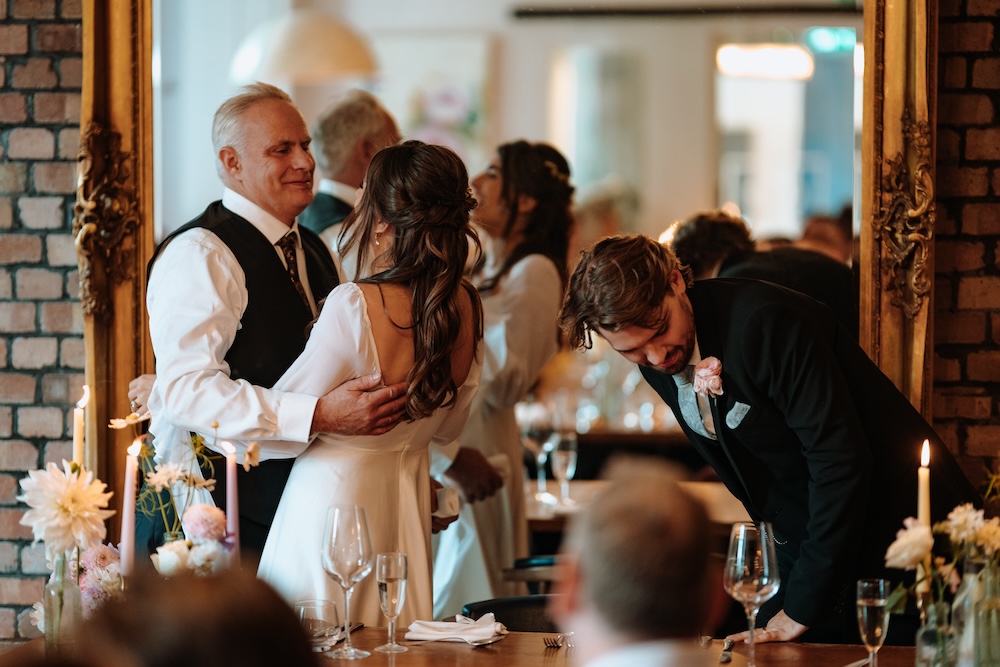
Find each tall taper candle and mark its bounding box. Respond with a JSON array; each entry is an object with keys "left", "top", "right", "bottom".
[
  {"left": 72, "top": 385, "right": 90, "bottom": 466},
  {"left": 222, "top": 441, "right": 240, "bottom": 566},
  {"left": 120, "top": 440, "right": 141, "bottom": 577},
  {"left": 917, "top": 439, "right": 931, "bottom": 594}
]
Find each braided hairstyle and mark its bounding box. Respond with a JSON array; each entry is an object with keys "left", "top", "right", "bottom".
[
  {"left": 475, "top": 140, "right": 575, "bottom": 294},
  {"left": 337, "top": 140, "right": 484, "bottom": 420}
]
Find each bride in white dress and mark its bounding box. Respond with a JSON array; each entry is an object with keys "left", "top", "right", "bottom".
[{"left": 257, "top": 141, "right": 484, "bottom": 628}]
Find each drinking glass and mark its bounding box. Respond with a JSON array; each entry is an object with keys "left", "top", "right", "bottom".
[
  {"left": 322, "top": 505, "right": 373, "bottom": 660},
  {"left": 375, "top": 552, "right": 408, "bottom": 654},
  {"left": 856, "top": 578, "right": 890, "bottom": 667},
  {"left": 294, "top": 599, "right": 340, "bottom": 653},
  {"left": 515, "top": 399, "right": 557, "bottom": 505},
  {"left": 723, "top": 521, "right": 781, "bottom": 667},
  {"left": 548, "top": 430, "right": 578, "bottom": 507}
]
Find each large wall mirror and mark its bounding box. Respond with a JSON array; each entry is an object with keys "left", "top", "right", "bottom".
[{"left": 77, "top": 0, "right": 935, "bottom": 530}]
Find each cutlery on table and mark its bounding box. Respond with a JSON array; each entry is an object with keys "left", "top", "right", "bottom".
[
  {"left": 333, "top": 623, "right": 364, "bottom": 644},
  {"left": 719, "top": 637, "right": 735, "bottom": 663}
]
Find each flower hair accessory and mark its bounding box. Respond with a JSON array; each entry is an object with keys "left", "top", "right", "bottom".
[{"left": 693, "top": 356, "right": 724, "bottom": 399}]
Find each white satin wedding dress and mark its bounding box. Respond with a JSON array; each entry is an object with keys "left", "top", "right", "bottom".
[{"left": 257, "top": 283, "right": 482, "bottom": 628}]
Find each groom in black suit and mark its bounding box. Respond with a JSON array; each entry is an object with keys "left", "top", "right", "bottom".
[{"left": 559, "top": 234, "right": 980, "bottom": 644}]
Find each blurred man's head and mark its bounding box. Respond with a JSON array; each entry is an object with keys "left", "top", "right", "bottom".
[
  {"left": 311, "top": 89, "right": 401, "bottom": 188},
  {"left": 550, "top": 457, "right": 713, "bottom": 659},
  {"left": 662, "top": 209, "right": 754, "bottom": 280}
]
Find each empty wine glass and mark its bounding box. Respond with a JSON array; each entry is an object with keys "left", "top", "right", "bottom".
[
  {"left": 375, "top": 552, "right": 408, "bottom": 654},
  {"left": 515, "top": 398, "right": 557, "bottom": 505},
  {"left": 723, "top": 522, "right": 781, "bottom": 667},
  {"left": 548, "top": 430, "right": 578, "bottom": 507},
  {"left": 294, "top": 599, "right": 340, "bottom": 653},
  {"left": 857, "top": 578, "right": 890, "bottom": 667},
  {"left": 322, "top": 505, "right": 373, "bottom": 660}
]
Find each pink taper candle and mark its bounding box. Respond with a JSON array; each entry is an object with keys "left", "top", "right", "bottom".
[
  {"left": 72, "top": 386, "right": 90, "bottom": 466},
  {"left": 222, "top": 441, "right": 240, "bottom": 565},
  {"left": 119, "top": 439, "right": 141, "bottom": 577},
  {"left": 917, "top": 440, "right": 931, "bottom": 594}
]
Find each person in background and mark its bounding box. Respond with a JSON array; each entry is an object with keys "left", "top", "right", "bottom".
[
  {"left": 548, "top": 457, "right": 716, "bottom": 667},
  {"left": 298, "top": 89, "right": 401, "bottom": 250},
  {"left": 257, "top": 140, "right": 484, "bottom": 628},
  {"left": 663, "top": 208, "right": 858, "bottom": 335},
  {"left": 142, "top": 83, "right": 406, "bottom": 565},
  {"left": 432, "top": 141, "right": 575, "bottom": 617},
  {"left": 71, "top": 569, "right": 315, "bottom": 667},
  {"left": 559, "top": 234, "right": 980, "bottom": 645}
]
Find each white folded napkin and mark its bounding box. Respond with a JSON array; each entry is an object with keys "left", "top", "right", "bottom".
[
  {"left": 405, "top": 613, "right": 508, "bottom": 642},
  {"left": 432, "top": 486, "right": 461, "bottom": 518}
]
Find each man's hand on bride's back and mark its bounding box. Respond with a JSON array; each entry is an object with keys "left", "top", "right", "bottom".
[{"left": 311, "top": 373, "right": 408, "bottom": 436}]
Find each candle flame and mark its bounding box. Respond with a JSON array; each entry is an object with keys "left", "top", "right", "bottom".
[
  {"left": 127, "top": 440, "right": 142, "bottom": 456},
  {"left": 221, "top": 441, "right": 236, "bottom": 455},
  {"left": 921, "top": 439, "right": 930, "bottom": 467},
  {"left": 77, "top": 385, "right": 90, "bottom": 409}
]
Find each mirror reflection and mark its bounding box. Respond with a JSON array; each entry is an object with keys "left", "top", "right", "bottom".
[{"left": 153, "top": 0, "right": 862, "bottom": 244}]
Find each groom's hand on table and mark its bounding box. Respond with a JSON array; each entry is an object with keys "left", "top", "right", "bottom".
[
  {"left": 726, "top": 609, "right": 808, "bottom": 644},
  {"left": 312, "top": 373, "right": 408, "bottom": 436}
]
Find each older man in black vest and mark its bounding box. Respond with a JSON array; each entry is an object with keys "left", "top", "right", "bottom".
[{"left": 142, "top": 83, "right": 406, "bottom": 565}]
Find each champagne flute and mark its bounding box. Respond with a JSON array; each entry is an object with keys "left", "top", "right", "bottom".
[
  {"left": 515, "top": 399, "right": 557, "bottom": 505},
  {"left": 723, "top": 522, "right": 781, "bottom": 667},
  {"left": 548, "top": 430, "right": 578, "bottom": 507},
  {"left": 322, "top": 505, "right": 373, "bottom": 660},
  {"left": 856, "top": 578, "right": 890, "bottom": 667},
  {"left": 375, "top": 552, "right": 408, "bottom": 654}
]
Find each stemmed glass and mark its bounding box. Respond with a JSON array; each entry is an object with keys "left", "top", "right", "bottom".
[
  {"left": 322, "top": 505, "right": 373, "bottom": 660},
  {"left": 548, "top": 430, "right": 578, "bottom": 507},
  {"left": 723, "top": 521, "right": 781, "bottom": 667},
  {"left": 375, "top": 552, "right": 408, "bottom": 654},
  {"left": 856, "top": 578, "right": 890, "bottom": 667},
  {"left": 515, "top": 398, "right": 557, "bottom": 505}
]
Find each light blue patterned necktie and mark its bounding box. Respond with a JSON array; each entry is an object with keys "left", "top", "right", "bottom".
[{"left": 673, "top": 366, "right": 716, "bottom": 440}]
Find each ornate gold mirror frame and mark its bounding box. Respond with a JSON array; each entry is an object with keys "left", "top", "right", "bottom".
[{"left": 76, "top": 0, "right": 936, "bottom": 524}]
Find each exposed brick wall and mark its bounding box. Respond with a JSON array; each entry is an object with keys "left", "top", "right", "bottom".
[
  {"left": 934, "top": 1, "right": 1000, "bottom": 492},
  {"left": 0, "top": 0, "right": 82, "bottom": 639}
]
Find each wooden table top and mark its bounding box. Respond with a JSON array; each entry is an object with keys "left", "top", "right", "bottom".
[{"left": 326, "top": 628, "right": 915, "bottom": 666}]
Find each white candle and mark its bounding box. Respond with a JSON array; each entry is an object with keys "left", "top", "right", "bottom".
[
  {"left": 72, "top": 385, "right": 90, "bottom": 466},
  {"left": 120, "top": 440, "right": 141, "bottom": 577},
  {"left": 222, "top": 441, "right": 240, "bottom": 565},
  {"left": 917, "top": 440, "right": 931, "bottom": 594}
]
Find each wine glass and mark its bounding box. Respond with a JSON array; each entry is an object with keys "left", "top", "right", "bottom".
[
  {"left": 322, "top": 505, "right": 373, "bottom": 660},
  {"left": 723, "top": 521, "right": 781, "bottom": 667},
  {"left": 375, "top": 552, "right": 408, "bottom": 653},
  {"left": 548, "top": 430, "right": 578, "bottom": 507},
  {"left": 515, "top": 398, "right": 557, "bottom": 505},
  {"left": 294, "top": 599, "right": 340, "bottom": 653},
  {"left": 856, "top": 578, "right": 890, "bottom": 667}
]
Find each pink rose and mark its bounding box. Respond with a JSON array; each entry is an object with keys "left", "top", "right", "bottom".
[
  {"left": 693, "top": 356, "right": 724, "bottom": 398},
  {"left": 181, "top": 503, "right": 227, "bottom": 543}
]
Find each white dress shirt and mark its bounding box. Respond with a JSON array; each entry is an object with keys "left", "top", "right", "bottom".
[{"left": 146, "top": 188, "right": 322, "bottom": 484}]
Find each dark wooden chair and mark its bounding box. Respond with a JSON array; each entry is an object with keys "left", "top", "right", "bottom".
[{"left": 461, "top": 594, "right": 561, "bottom": 633}]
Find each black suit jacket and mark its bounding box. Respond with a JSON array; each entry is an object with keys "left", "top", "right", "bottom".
[
  {"left": 641, "top": 279, "right": 978, "bottom": 631},
  {"left": 299, "top": 191, "right": 352, "bottom": 235}
]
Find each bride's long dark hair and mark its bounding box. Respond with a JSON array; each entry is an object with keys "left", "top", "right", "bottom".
[{"left": 337, "top": 140, "right": 484, "bottom": 419}]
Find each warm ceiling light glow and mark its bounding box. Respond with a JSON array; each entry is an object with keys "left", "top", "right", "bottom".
[
  {"left": 230, "top": 10, "right": 377, "bottom": 86},
  {"left": 716, "top": 44, "right": 815, "bottom": 80}
]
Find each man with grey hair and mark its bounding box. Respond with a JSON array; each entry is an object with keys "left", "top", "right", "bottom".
[
  {"left": 142, "top": 82, "right": 406, "bottom": 564},
  {"left": 299, "top": 89, "right": 401, "bottom": 244},
  {"left": 548, "top": 457, "right": 715, "bottom": 666}
]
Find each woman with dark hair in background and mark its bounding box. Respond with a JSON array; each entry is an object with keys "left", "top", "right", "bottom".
[
  {"left": 433, "top": 140, "right": 574, "bottom": 617},
  {"left": 257, "top": 140, "right": 484, "bottom": 627}
]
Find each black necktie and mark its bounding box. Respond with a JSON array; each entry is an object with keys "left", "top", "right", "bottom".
[{"left": 275, "top": 231, "right": 310, "bottom": 310}]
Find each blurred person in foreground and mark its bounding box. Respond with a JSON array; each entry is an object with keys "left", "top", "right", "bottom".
[
  {"left": 549, "top": 457, "right": 716, "bottom": 666},
  {"left": 71, "top": 569, "right": 315, "bottom": 667},
  {"left": 558, "top": 234, "right": 979, "bottom": 645}
]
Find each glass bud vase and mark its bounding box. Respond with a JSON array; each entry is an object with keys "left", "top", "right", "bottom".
[
  {"left": 44, "top": 552, "right": 83, "bottom": 658},
  {"left": 917, "top": 601, "right": 958, "bottom": 667},
  {"left": 975, "top": 562, "right": 1000, "bottom": 667},
  {"left": 954, "top": 555, "right": 988, "bottom": 667}
]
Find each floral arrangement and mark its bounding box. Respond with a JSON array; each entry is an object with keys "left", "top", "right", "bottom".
[
  {"left": 29, "top": 543, "right": 124, "bottom": 632},
  {"left": 884, "top": 503, "right": 1000, "bottom": 610},
  {"left": 151, "top": 503, "right": 230, "bottom": 576}
]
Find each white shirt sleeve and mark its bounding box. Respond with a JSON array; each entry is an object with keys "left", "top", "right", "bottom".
[{"left": 146, "top": 228, "right": 318, "bottom": 464}]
